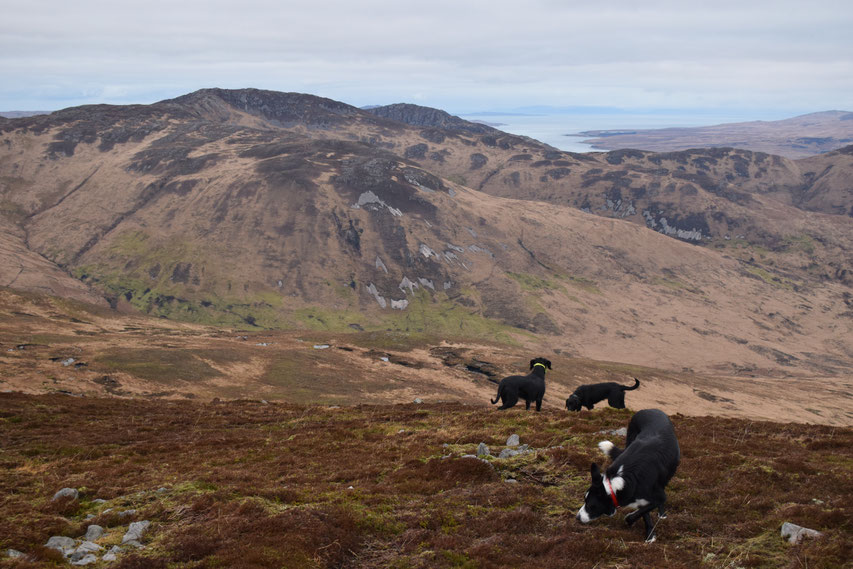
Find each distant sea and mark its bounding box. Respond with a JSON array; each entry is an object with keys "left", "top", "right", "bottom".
[{"left": 458, "top": 110, "right": 790, "bottom": 153}]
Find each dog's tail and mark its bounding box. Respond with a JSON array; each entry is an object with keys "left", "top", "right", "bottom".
[
  {"left": 598, "top": 440, "right": 625, "bottom": 460},
  {"left": 491, "top": 384, "right": 503, "bottom": 405},
  {"left": 623, "top": 377, "right": 640, "bottom": 391}
]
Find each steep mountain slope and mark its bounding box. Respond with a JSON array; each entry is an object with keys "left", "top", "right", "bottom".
[
  {"left": 365, "top": 103, "right": 852, "bottom": 285},
  {"left": 0, "top": 89, "right": 851, "bottom": 380}
]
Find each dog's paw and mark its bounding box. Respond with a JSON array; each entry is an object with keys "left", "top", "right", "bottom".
[
  {"left": 598, "top": 440, "right": 615, "bottom": 456},
  {"left": 659, "top": 513, "right": 668, "bottom": 519},
  {"left": 644, "top": 535, "right": 657, "bottom": 544}
]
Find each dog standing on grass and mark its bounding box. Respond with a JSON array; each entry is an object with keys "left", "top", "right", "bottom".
[
  {"left": 490, "top": 357, "right": 551, "bottom": 411},
  {"left": 576, "top": 408, "right": 681, "bottom": 542},
  {"left": 566, "top": 377, "right": 640, "bottom": 411}
]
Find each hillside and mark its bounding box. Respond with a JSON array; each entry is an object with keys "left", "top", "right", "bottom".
[
  {"left": 3, "top": 287, "right": 850, "bottom": 426},
  {"left": 1, "top": 393, "right": 850, "bottom": 568},
  {"left": 577, "top": 111, "right": 853, "bottom": 158},
  {"left": 0, "top": 88, "right": 851, "bottom": 388}
]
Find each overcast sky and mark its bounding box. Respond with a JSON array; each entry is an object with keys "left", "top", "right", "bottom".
[{"left": 2, "top": 0, "right": 852, "bottom": 117}]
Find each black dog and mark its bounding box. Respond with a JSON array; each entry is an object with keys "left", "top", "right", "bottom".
[
  {"left": 576, "top": 408, "right": 681, "bottom": 542},
  {"left": 566, "top": 378, "right": 640, "bottom": 411},
  {"left": 490, "top": 357, "right": 551, "bottom": 411}
]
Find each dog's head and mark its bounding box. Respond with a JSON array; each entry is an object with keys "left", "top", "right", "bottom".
[
  {"left": 576, "top": 463, "right": 619, "bottom": 524},
  {"left": 529, "top": 357, "right": 552, "bottom": 371},
  {"left": 566, "top": 394, "right": 581, "bottom": 411}
]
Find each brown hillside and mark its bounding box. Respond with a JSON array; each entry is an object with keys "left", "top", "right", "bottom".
[{"left": 0, "top": 89, "right": 851, "bottom": 389}]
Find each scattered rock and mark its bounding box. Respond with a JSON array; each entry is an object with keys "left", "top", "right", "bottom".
[
  {"left": 505, "top": 479, "right": 518, "bottom": 484},
  {"left": 71, "top": 554, "right": 98, "bottom": 566},
  {"left": 45, "top": 536, "right": 76, "bottom": 554},
  {"left": 102, "top": 545, "right": 123, "bottom": 561},
  {"left": 7, "top": 550, "right": 24, "bottom": 558},
  {"left": 52, "top": 487, "right": 79, "bottom": 501},
  {"left": 84, "top": 525, "right": 104, "bottom": 541},
  {"left": 413, "top": 398, "right": 423, "bottom": 404},
  {"left": 598, "top": 427, "right": 628, "bottom": 437},
  {"left": 76, "top": 541, "right": 102, "bottom": 553},
  {"left": 121, "top": 520, "right": 150, "bottom": 545},
  {"left": 499, "top": 448, "right": 520, "bottom": 459},
  {"left": 476, "top": 442, "right": 490, "bottom": 457},
  {"left": 313, "top": 344, "right": 331, "bottom": 349},
  {"left": 781, "top": 522, "right": 823, "bottom": 544},
  {"left": 506, "top": 434, "right": 520, "bottom": 447}
]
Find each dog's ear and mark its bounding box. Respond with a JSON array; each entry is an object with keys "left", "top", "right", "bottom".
[
  {"left": 529, "top": 359, "right": 535, "bottom": 369},
  {"left": 590, "top": 463, "right": 602, "bottom": 481},
  {"left": 545, "top": 359, "right": 552, "bottom": 369}
]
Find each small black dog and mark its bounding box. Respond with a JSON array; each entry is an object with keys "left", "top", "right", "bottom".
[
  {"left": 490, "top": 357, "right": 551, "bottom": 411},
  {"left": 566, "top": 378, "right": 640, "bottom": 411},
  {"left": 576, "top": 408, "right": 681, "bottom": 542}
]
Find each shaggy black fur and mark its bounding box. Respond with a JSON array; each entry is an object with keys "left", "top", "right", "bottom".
[
  {"left": 566, "top": 378, "right": 640, "bottom": 411},
  {"left": 490, "top": 357, "right": 551, "bottom": 411},
  {"left": 576, "top": 409, "right": 681, "bottom": 542}
]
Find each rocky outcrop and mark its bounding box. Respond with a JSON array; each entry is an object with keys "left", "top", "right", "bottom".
[{"left": 366, "top": 103, "right": 493, "bottom": 134}]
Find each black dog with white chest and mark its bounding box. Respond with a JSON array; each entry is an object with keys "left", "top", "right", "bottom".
[
  {"left": 576, "top": 408, "right": 680, "bottom": 542},
  {"left": 490, "top": 357, "right": 551, "bottom": 411},
  {"left": 566, "top": 377, "right": 640, "bottom": 411}
]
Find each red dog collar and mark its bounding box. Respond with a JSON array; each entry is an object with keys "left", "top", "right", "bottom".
[{"left": 603, "top": 476, "right": 620, "bottom": 508}]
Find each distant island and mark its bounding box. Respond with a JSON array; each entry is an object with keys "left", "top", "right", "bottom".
[{"left": 572, "top": 110, "right": 853, "bottom": 158}]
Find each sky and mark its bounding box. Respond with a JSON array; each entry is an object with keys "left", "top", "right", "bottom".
[{"left": 2, "top": 0, "right": 852, "bottom": 117}]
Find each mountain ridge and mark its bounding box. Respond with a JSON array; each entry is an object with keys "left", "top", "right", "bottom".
[{"left": 0, "top": 88, "right": 850, "bottom": 382}]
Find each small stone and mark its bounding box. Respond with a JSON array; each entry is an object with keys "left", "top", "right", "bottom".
[
  {"left": 499, "top": 448, "right": 520, "bottom": 459},
  {"left": 84, "top": 525, "right": 104, "bottom": 541},
  {"left": 476, "top": 442, "right": 490, "bottom": 457},
  {"left": 46, "top": 536, "right": 76, "bottom": 554},
  {"left": 413, "top": 398, "right": 423, "bottom": 404},
  {"left": 76, "top": 541, "right": 102, "bottom": 554},
  {"left": 117, "top": 509, "right": 137, "bottom": 518},
  {"left": 71, "top": 554, "right": 98, "bottom": 566},
  {"left": 7, "top": 550, "right": 24, "bottom": 558},
  {"left": 52, "top": 487, "right": 79, "bottom": 501},
  {"left": 781, "top": 522, "right": 823, "bottom": 544},
  {"left": 505, "top": 479, "right": 518, "bottom": 484},
  {"left": 121, "top": 520, "right": 150, "bottom": 544},
  {"left": 103, "top": 553, "right": 117, "bottom": 562},
  {"left": 506, "top": 434, "right": 520, "bottom": 447}
]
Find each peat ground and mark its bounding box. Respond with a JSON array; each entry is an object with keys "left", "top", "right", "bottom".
[{"left": 0, "top": 393, "right": 851, "bottom": 568}]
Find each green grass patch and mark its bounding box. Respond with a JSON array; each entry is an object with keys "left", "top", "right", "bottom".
[
  {"left": 506, "top": 272, "right": 561, "bottom": 292},
  {"left": 562, "top": 274, "right": 601, "bottom": 294},
  {"left": 742, "top": 266, "right": 797, "bottom": 291}
]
